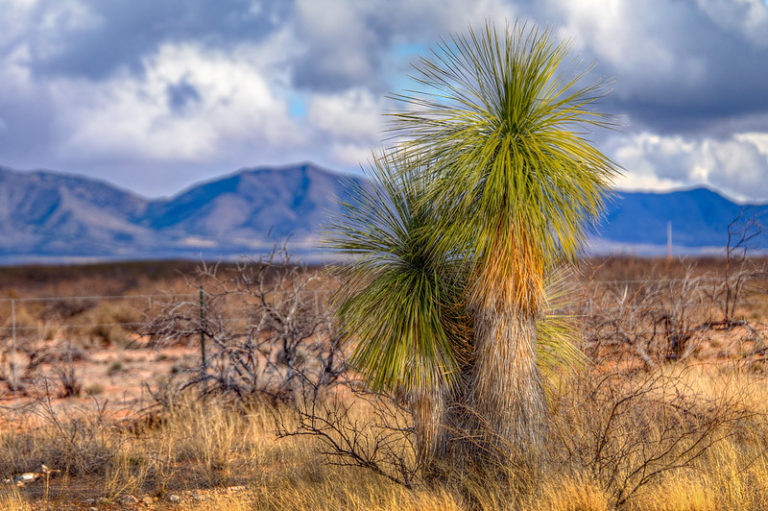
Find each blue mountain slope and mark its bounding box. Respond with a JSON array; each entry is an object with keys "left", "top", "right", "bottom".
[
  {"left": 0, "top": 166, "right": 153, "bottom": 255},
  {"left": 0, "top": 162, "right": 765, "bottom": 261},
  {"left": 597, "top": 188, "right": 768, "bottom": 248},
  {"left": 143, "top": 163, "right": 365, "bottom": 240}
]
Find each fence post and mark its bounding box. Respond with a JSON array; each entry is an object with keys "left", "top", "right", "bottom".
[
  {"left": 11, "top": 299, "right": 17, "bottom": 401},
  {"left": 199, "top": 286, "right": 207, "bottom": 388}
]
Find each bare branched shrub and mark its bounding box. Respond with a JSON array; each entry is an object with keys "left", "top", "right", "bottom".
[
  {"left": 140, "top": 247, "right": 425, "bottom": 489},
  {"left": 707, "top": 209, "right": 766, "bottom": 325},
  {"left": 580, "top": 212, "right": 768, "bottom": 369},
  {"left": 276, "top": 378, "right": 419, "bottom": 489},
  {"left": 144, "top": 247, "right": 344, "bottom": 403},
  {"left": 2, "top": 387, "right": 117, "bottom": 477},
  {"left": 581, "top": 269, "right": 708, "bottom": 367},
  {"left": 582, "top": 267, "right": 767, "bottom": 367},
  {"left": 52, "top": 345, "right": 83, "bottom": 398},
  {"left": 54, "top": 364, "right": 82, "bottom": 399},
  {"left": 548, "top": 366, "right": 754, "bottom": 508},
  {"left": 582, "top": 279, "right": 657, "bottom": 367}
]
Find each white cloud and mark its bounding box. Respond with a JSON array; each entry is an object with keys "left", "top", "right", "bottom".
[
  {"left": 0, "top": 0, "right": 40, "bottom": 48},
  {"left": 736, "top": 132, "right": 768, "bottom": 157},
  {"left": 611, "top": 131, "right": 768, "bottom": 201},
  {"left": 329, "top": 143, "right": 377, "bottom": 167},
  {"left": 290, "top": 0, "right": 517, "bottom": 90},
  {"left": 551, "top": 0, "right": 707, "bottom": 95},
  {"left": 54, "top": 42, "right": 304, "bottom": 162},
  {"left": 386, "top": 0, "right": 518, "bottom": 35},
  {"left": 306, "top": 89, "right": 385, "bottom": 166},
  {"left": 308, "top": 90, "right": 382, "bottom": 145}
]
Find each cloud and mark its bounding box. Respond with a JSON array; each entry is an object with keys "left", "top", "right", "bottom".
[
  {"left": 23, "top": 0, "right": 292, "bottom": 79},
  {"left": 0, "top": 0, "right": 767, "bottom": 202},
  {"left": 290, "top": 0, "right": 517, "bottom": 92},
  {"left": 308, "top": 89, "right": 382, "bottom": 146},
  {"left": 0, "top": 42, "right": 58, "bottom": 163},
  {"left": 290, "top": 0, "right": 382, "bottom": 92},
  {"left": 166, "top": 79, "right": 201, "bottom": 113},
  {"left": 612, "top": 131, "right": 768, "bottom": 201},
  {"left": 54, "top": 42, "right": 304, "bottom": 163},
  {"left": 545, "top": 0, "right": 768, "bottom": 134},
  {"left": 694, "top": 0, "right": 768, "bottom": 47}
]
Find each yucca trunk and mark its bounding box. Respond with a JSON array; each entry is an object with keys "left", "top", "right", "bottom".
[
  {"left": 468, "top": 301, "right": 547, "bottom": 465},
  {"left": 410, "top": 386, "right": 448, "bottom": 477}
]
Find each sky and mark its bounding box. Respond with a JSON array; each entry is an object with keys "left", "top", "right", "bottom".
[{"left": 1, "top": 0, "right": 768, "bottom": 201}]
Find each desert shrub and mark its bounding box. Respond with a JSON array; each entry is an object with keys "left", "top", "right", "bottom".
[
  {"left": 276, "top": 379, "right": 419, "bottom": 489},
  {"left": 55, "top": 363, "right": 82, "bottom": 398},
  {"left": 1, "top": 306, "right": 38, "bottom": 346},
  {"left": 81, "top": 302, "right": 142, "bottom": 347},
  {"left": 107, "top": 361, "right": 124, "bottom": 375},
  {"left": 85, "top": 383, "right": 104, "bottom": 396},
  {"left": 144, "top": 250, "right": 343, "bottom": 404},
  {"left": 40, "top": 298, "right": 97, "bottom": 321},
  {"left": 0, "top": 400, "right": 115, "bottom": 477},
  {"left": 580, "top": 264, "right": 768, "bottom": 368},
  {"left": 547, "top": 365, "right": 755, "bottom": 508}
]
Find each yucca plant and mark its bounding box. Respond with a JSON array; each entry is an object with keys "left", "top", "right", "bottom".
[
  {"left": 328, "top": 151, "right": 471, "bottom": 469},
  {"left": 390, "top": 22, "right": 618, "bottom": 462},
  {"left": 329, "top": 153, "right": 589, "bottom": 477}
]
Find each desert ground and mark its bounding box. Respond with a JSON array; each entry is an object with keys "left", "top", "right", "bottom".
[{"left": 2, "top": 256, "right": 768, "bottom": 510}]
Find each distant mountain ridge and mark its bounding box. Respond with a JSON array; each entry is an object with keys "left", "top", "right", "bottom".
[
  {"left": 0, "top": 163, "right": 364, "bottom": 262},
  {"left": 0, "top": 166, "right": 153, "bottom": 258},
  {"left": 602, "top": 188, "right": 768, "bottom": 252},
  {"left": 0, "top": 162, "right": 764, "bottom": 263},
  {"left": 143, "top": 164, "right": 360, "bottom": 241}
]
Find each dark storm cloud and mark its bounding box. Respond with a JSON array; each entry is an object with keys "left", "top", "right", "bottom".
[
  {"left": 605, "top": 30, "right": 768, "bottom": 136},
  {"left": 0, "top": 71, "right": 55, "bottom": 165},
  {"left": 24, "top": 0, "right": 294, "bottom": 80},
  {"left": 292, "top": 43, "right": 382, "bottom": 92},
  {"left": 0, "top": 99, "right": 54, "bottom": 163},
  {"left": 288, "top": 0, "right": 768, "bottom": 134},
  {"left": 533, "top": 0, "right": 768, "bottom": 136},
  {"left": 290, "top": 5, "right": 392, "bottom": 92}
]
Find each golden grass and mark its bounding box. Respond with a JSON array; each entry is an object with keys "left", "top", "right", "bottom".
[
  {"left": 624, "top": 437, "right": 768, "bottom": 511},
  {"left": 4, "top": 364, "right": 768, "bottom": 510},
  {"left": 0, "top": 487, "right": 31, "bottom": 511}
]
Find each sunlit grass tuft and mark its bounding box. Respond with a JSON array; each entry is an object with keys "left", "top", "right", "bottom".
[
  {"left": 0, "top": 487, "right": 31, "bottom": 511},
  {"left": 3, "top": 364, "right": 768, "bottom": 509}
]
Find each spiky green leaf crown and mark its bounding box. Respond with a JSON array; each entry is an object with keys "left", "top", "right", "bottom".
[
  {"left": 391, "top": 22, "right": 619, "bottom": 312},
  {"left": 327, "top": 152, "right": 470, "bottom": 393},
  {"left": 327, "top": 21, "right": 613, "bottom": 394}
]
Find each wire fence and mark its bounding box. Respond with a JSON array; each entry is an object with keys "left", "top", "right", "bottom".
[
  {"left": 1, "top": 277, "right": 766, "bottom": 400},
  {"left": 0, "top": 280, "right": 764, "bottom": 336},
  {"left": 0, "top": 289, "right": 336, "bottom": 398}
]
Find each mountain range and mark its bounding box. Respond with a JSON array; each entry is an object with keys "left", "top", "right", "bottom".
[{"left": 0, "top": 162, "right": 764, "bottom": 263}]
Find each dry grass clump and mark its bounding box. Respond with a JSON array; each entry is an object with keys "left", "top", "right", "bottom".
[
  {"left": 244, "top": 468, "right": 462, "bottom": 511},
  {"left": 79, "top": 300, "right": 142, "bottom": 347},
  {"left": 3, "top": 363, "right": 768, "bottom": 510},
  {"left": 623, "top": 437, "right": 768, "bottom": 510},
  {"left": 0, "top": 401, "right": 115, "bottom": 477},
  {"left": 0, "top": 487, "right": 32, "bottom": 511}
]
